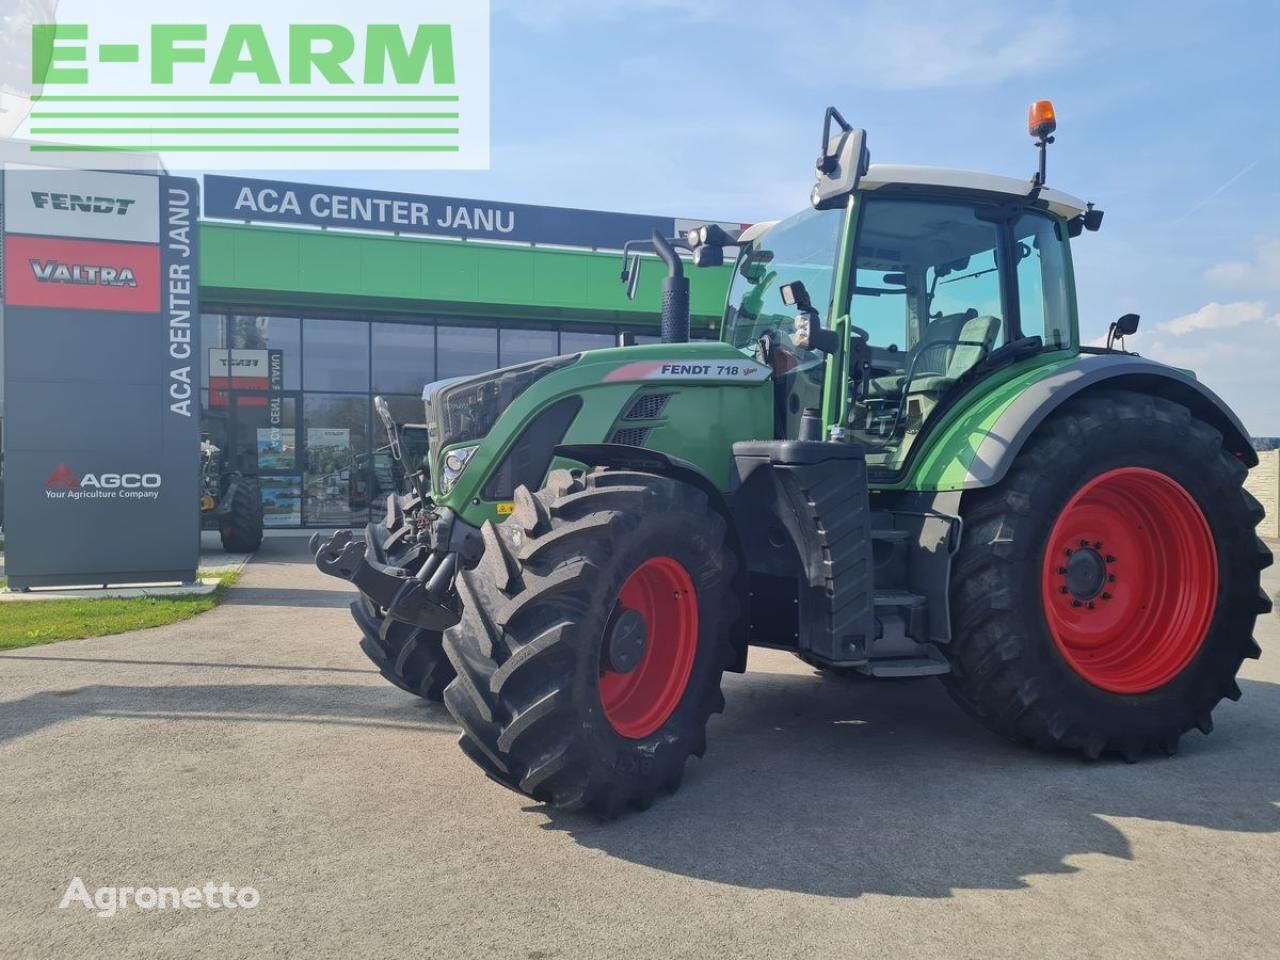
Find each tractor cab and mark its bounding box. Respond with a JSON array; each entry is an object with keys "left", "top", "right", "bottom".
[{"left": 719, "top": 103, "right": 1097, "bottom": 476}]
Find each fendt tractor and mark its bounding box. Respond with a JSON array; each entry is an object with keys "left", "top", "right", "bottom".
[{"left": 316, "top": 102, "right": 1273, "bottom": 816}]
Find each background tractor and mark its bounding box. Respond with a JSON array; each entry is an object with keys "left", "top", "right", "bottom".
[
  {"left": 316, "top": 101, "right": 1272, "bottom": 817},
  {"left": 201, "top": 439, "right": 264, "bottom": 553}
]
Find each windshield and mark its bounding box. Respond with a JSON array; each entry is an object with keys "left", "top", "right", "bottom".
[{"left": 723, "top": 206, "right": 845, "bottom": 352}]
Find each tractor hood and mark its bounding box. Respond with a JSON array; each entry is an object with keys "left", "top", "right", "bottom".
[{"left": 420, "top": 341, "right": 775, "bottom": 522}]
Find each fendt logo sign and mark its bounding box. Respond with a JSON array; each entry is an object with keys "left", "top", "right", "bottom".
[
  {"left": 9, "top": 0, "right": 490, "bottom": 171},
  {"left": 31, "top": 192, "right": 137, "bottom": 216},
  {"left": 45, "top": 464, "right": 164, "bottom": 502},
  {"left": 4, "top": 169, "right": 160, "bottom": 244}
]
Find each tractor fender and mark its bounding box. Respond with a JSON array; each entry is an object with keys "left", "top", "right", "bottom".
[
  {"left": 962, "top": 352, "right": 1256, "bottom": 489},
  {"left": 554, "top": 443, "right": 751, "bottom": 672}
]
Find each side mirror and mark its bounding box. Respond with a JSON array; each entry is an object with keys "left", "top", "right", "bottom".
[
  {"left": 692, "top": 246, "right": 724, "bottom": 268},
  {"left": 1106, "top": 313, "right": 1140, "bottom": 351},
  {"left": 624, "top": 255, "right": 642, "bottom": 301},
  {"left": 782, "top": 280, "right": 838, "bottom": 354},
  {"left": 779, "top": 281, "right": 812, "bottom": 311},
  {"left": 374, "top": 395, "right": 402, "bottom": 462},
  {"left": 811, "top": 106, "right": 870, "bottom": 210}
]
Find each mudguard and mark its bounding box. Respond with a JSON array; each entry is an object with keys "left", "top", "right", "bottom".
[{"left": 960, "top": 353, "right": 1256, "bottom": 489}]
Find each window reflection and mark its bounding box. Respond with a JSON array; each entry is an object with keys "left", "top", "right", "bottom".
[
  {"left": 304, "top": 318, "right": 369, "bottom": 392},
  {"left": 437, "top": 325, "right": 498, "bottom": 379},
  {"left": 373, "top": 321, "right": 436, "bottom": 393},
  {"left": 560, "top": 330, "right": 615, "bottom": 354},
  {"left": 500, "top": 327, "right": 559, "bottom": 366}
]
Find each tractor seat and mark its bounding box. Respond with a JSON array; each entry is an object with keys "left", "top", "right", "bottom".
[
  {"left": 866, "top": 309, "right": 983, "bottom": 398},
  {"left": 905, "top": 314, "right": 1001, "bottom": 395}
]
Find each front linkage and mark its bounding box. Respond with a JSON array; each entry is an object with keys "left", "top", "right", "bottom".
[{"left": 311, "top": 494, "right": 480, "bottom": 635}]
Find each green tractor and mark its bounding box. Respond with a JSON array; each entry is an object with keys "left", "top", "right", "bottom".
[{"left": 315, "top": 102, "right": 1272, "bottom": 816}]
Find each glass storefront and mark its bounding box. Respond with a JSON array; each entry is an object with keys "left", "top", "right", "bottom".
[{"left": 199, "top": 311, "right": 680, "bottom": 527}]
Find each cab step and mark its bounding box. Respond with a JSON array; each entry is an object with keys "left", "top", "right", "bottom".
[
  {"left": 873, "top": 589, "right": 926, "bottom": 608},
  {"left": 864, "top": 654, "right": 951, "bottom": 678},
  {"left": 870, "top": 528, "right": 911, "bottom": 542}
]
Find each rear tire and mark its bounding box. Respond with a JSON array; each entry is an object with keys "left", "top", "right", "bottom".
[
  {"left": 442, "top": 468, "right": 737, "bottom": 816},
  {"left": 944, "top": 389, "right": 1272, "bottom": 760},
  {"left": 219, "top": 474, "right": 264, "bottom": 553}
]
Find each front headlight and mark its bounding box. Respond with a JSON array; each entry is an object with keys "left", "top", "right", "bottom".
[{"left": 440, "top": 445, "right": 479, "bottom": 494}]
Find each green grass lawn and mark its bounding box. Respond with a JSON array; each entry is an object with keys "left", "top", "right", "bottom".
[{"left": 0, "top": 571, "right": 240, "bottom": 652}]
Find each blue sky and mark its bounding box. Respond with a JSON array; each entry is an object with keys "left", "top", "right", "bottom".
[{"left": 188, "top": 1, "right": 1280, "bottom": 433}]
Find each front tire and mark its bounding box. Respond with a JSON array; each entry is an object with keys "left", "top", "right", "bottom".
[
  {"left": 442, "top": 468, "right": 737, "bottom": 816},
  {"left": 944, "top": 389, "right": 1272, "bottom": 760},
  {"left": 351, "top": 597, "right": 454, "bottom": 702}
]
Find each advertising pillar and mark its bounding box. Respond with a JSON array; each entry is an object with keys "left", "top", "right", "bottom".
[{"left": 1, "top": 166, "right": 201, "bottom": 589}]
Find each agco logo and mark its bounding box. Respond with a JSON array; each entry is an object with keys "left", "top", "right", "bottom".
[
  {"left": 45, "top": 464, "right": 163, "bottom": 501},
  {"left": 31, "top": 192, "right": 137, "bottom": 216},
  {"left": 30, "top": 260, "right": 139, "bottom": 288},
  {"left": 45, "top": 464, "right": 81, "bottom": 491}
]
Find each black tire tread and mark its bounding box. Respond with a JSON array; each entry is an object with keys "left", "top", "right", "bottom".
[
  {"left": 442, "top": 468, "right": 737, "bottom": 815},
  {"left": 219, "top": 474, "right": 264, "bottom": 553},
  {"left": 944, "top": 388, "right": 1270, "bottom": 760}
]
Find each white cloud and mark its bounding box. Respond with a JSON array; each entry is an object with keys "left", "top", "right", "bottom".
[
  {"left": 1138, "top": 307, "right": 1280, "bottom": 435},
  {"left": 1203, "top": 239, "right": 1280, "bottom": 291},
  {"left": 1159, "top": 300, "right": 1276, "bottom": 336},
  {"left": 780, "top": 0, "right": 1079, "bottom": 90}
]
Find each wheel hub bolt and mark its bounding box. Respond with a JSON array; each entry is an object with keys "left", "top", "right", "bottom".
[{"left": 1063, "top": 546, "right": 1109, "bottom": 602}]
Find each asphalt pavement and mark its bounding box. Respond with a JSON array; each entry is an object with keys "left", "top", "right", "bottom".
[{"left": 1, "top": 537, "right": 1278, "bottom": 959}]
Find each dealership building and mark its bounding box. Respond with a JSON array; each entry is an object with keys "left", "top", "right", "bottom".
[{"left": 179, "top": 176, "right": 735, "bottom": 529}]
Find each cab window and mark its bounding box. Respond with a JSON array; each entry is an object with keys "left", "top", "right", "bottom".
[{"left": 1013, "top": 212, "right": 1072, "bottom": 349}]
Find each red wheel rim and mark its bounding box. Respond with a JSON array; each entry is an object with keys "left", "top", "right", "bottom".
[
  {"left": 1041, "top": 467, "right": 1217, "bottom": 694},
  {"left": 599, "top": 557, "right": 699, "bottom": 739}
]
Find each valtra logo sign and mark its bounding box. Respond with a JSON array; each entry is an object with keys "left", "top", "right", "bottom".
[
  {"left": 3, "top": 236, "right": 160, "bottom": 313},
  {"left": 45, "top": 463, "right": 163, "bottom": 502},
  {"left": 30, "top": 260, "right": 139, "bottom": 289}
]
